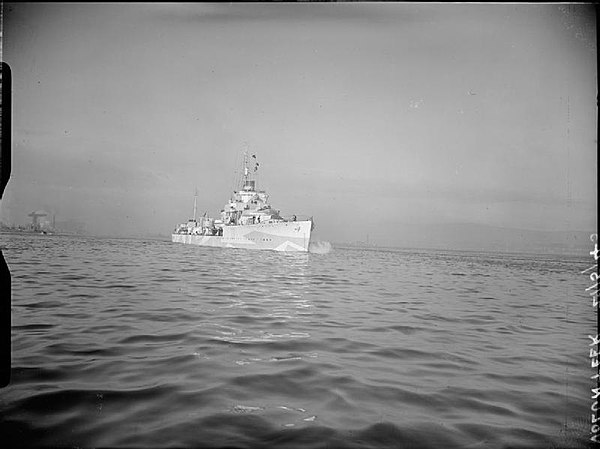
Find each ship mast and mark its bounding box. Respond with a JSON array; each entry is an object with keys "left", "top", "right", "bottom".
[
  {"left": 237, "top": 149, "right": 258, "bottom": 193},
  {"left": 193, "top": 187, "right": 198, "bottom": 222},
  {"left": 243, "top": 151, "right": 249, "bottom": 186}
]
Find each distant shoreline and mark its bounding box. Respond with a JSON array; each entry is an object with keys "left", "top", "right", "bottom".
[
  {"left": 334, "top": 242, "right": 589, "bottom": 259},
  {"left": 0, "top": 229, "right": 589, "bottom": 258}
]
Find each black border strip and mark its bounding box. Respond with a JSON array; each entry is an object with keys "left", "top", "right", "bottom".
[{"left": 1, "top": 61, "right": 13, "bottom": 387}]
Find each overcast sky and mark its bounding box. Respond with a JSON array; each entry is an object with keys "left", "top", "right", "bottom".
[{"left": 0, "top": 3, "right": 596, "bottom": 244}]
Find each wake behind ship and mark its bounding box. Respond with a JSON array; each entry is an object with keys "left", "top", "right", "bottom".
[{"left": 172, "top": 153, "right": 314, "bottom": 252}]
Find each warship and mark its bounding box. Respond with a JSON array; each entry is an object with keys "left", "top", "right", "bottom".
[{"left": 172, "top": 153, "right": 314, "bottom": 252}]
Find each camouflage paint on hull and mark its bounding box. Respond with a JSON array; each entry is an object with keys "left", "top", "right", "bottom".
[{"left": 172, "top": 220, "right": 312, "bottom": 252}]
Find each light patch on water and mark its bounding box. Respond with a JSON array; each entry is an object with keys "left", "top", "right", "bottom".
[
  {"left": 213, "top": 331, "right": 311, "bottom": 344},
  {"left": 230, "top": 404, "right": 264, "bottom": 413},
  {"left": 269, "top": 355, "right": 302, "bottom": 362},
  {"left": 235, "top": 357, "right": 262, "bottom": 365}
]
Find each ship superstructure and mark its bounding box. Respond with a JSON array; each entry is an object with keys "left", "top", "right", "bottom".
[{"left": 172, "top": 152, "right": 314, "bottom": 252}]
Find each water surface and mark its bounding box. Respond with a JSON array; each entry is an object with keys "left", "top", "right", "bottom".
[{"left": 0, "top": 233, "right": 594, "bottom": 448}]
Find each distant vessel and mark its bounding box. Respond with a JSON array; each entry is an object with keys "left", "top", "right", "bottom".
[
  {"left": 172, "top": 152, "right": 314, "bottom": 252},
  {"left": 0, "top": 210, "right": 57, "bottom": 235}
]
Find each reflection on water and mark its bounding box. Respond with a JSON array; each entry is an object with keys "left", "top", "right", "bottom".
[{"left": 0, "top": 233, "right": 594, "bottom": 448}]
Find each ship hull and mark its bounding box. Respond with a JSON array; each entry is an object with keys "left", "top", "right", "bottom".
[{"left": 172, "top": 220, "right": 312, "bottom": 252}]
